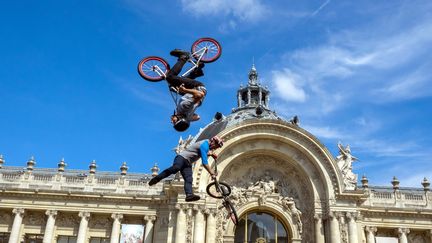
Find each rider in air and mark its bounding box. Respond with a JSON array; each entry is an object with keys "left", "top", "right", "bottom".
[
  {"left": 148, "top": 136, "right": 224, "bottom": 202},
  {"left": 167, "top": 49, "right": 207, "bottom": 132}
]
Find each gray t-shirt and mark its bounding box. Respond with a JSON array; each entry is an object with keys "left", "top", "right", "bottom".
[
  {"left": 176, "top": 94, "right": 200, "bottom": 121},
  {"left": 179, "top": 140, "right": 206, "bottom": 163}
]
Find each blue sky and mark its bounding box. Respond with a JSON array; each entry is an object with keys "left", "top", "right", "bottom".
[{"left": 1, "top": 0, "right": 431, "bottom": 187}]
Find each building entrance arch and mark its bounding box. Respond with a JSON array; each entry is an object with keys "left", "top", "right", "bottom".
[{"left": 234, "top": 211, "right": 289, "bottom": 243}]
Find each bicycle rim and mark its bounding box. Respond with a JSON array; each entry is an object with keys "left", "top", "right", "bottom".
[
  {"left": 191, "top": 37, "right": 222, "bottom": 63},
  {"left": 206, "top": 181, "right": 232, "bottom": 199},
  {"left": 137, "top": 56, "right": 169, "bottom": 82},
  {"left": 226, "top": 199, "right": 239, "bottom": 225}
]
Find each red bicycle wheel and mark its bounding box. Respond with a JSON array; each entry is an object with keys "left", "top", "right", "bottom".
[
  {"left": 137, "top": 56, "right": 170, "bottom": 82},
  {"left": 191, "top": 37, "right": 222, "bottom": 63}
]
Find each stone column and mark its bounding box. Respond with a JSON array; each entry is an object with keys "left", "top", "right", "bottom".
[
  {"left": 205, "top": 209, "right": 217, "bottom": 243},
  {"left": 193, "top": 205, "right": 205, "bottom": 243},
  {"left": 397, "top": 228, "right": 409, "bottom": 243},
  {"left": 43, "top": 210, "right": 57, "bottom": 243},
  {"left": 365, "top": 226, "right": 377, "bottom": 243},
  {"left": 314, "top": 214, "right": 325, "bottom": 243},
  {"left": 8, "top": 208, "right": 25, "bottom": 243},
  {"left": 144, "top": 215, "right": 157, "bottom": 243},
  {"left": 175, "top": 204, "right": 187, "bottom": 243},
  {"left": 77, "top": 211, "right": 90, "bottom": 243},
  {"left": 346, "top": 212, "right": 359, "bottom": 243},
  {"left": 329, "top": 212, "right": 341, "bottom": 243},
  {"left": 110, "top": 213, "right": 123, "bottom": 243}
]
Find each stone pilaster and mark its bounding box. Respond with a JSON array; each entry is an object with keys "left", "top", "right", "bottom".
[
  {"left": 144, "top": 215, "right": 157, "bottom": 243},
  {"left": 346, "top": 212, "right": 359, "bottom": 243},
  {"left": 364, "top": 226, "right": 377, "bottom": 243},
  {"left": 329, "top": 212, "right": 341, "bottom": 243},
  {"left": 8, "top": 208, "right": 25, "bottom": 243},
  {"left": 397, "top": 228, "right": 409, "bottom": 243},
  {"left": 43, "top": 210, "right": 57, "bottom": 243},
  {"left": 77, "top": 211, "right": 90, "bottom": 243},
  {"left": 175, "top": 204, "right": 187, "bottom": 243},
  {"left": 110, "top": 213, "right": 123, "bottom": 243},
  {"left": 205, "top": 208, "right": 217, "bottom": 243},
  {"left": 314, "top": 214, "right": 325, "bottom": 243},
  {"left": 193, "top": 205, "right": 205, "bottom": 243}
]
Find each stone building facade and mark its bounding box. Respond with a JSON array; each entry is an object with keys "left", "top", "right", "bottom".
[{"left": 1, "top": 66, "right": 431, "bottom": 243}]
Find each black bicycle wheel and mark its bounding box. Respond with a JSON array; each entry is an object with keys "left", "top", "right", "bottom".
[
  {"left": 225, "top": 199, "right": 239, "bottom": 225},
  {"left": 191, "top": 37, "right": 222, "bottom": 63},
  {"left": 137, "top": 56, "right": 170, "bottom": 82},
  {"left": 206, "top": 181, "right": 232, "bottom": 199}
]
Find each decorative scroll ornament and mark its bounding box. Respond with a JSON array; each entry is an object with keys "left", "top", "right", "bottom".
[{"left": 336, "top": 142, "right": 358, "bottom": 190}]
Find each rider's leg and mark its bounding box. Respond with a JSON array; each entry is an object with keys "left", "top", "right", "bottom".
[
  {"left": 148, "top": 155, "right": 185, "bottom": 185},
  {"left": 166, "top": 58, "right": 205, "bottom": 89},
  {"left": 180, "top": 165, "right": 193, "bottom": 196},
  {"left": 180, "top": 164, "right": 200, "bottom": 201}
]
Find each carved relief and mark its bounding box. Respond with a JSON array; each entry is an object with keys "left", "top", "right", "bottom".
[
  {"left": 23, "top": 211, "right": 45, "bottom": 226},
  {"left": 57, "top": 213, "right": 79, "bottom": 227},
  {"left": 408, "top": 231, "right": 427, "bottom": 243},
  {"left": 89, "top": 215, "right": 111, "bottom": 228},
  {"left": 0, "top": 211, "right": 11, "bottom": 224},
  {"left": 221, "top": 154, "right": 314, "bottom": 243}
]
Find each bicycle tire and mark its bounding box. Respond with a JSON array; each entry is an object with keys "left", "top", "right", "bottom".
[
  {"left": 137, "top": 56, "right": 170, "bottom": 82},
  {"left": 206, "top": 181, "right": 232, "bottom": 199},
  {"left": 225, "top": 199, "right": 239, "bottom": 225},
  {"left": 191, "top": 37, "right": 222, "bottom": 63}
]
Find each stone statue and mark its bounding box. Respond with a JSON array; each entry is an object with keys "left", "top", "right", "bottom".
[
  {"left": 336, "top": 142, "right": 358, "bottom": 190},
  {"left": 174, "top": 135, "right": 194, "bottom": 154}
]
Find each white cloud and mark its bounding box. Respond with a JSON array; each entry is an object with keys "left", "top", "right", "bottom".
[
  {"left": 302, "top": 125, "right": 343, "bottom": 139},
  {"left": 180, "top": 0, "right": 269, "bottom": 32},
  {"left": 271, "top": 69, "right": 306, "bottom": 102},
  {"left": 311, "top": 0, "right": 331, "bottom": 17},
  {"left": 180, "top": 0, "right": 269, "bottom": 22}
]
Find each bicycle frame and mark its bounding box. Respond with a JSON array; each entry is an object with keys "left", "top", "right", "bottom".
[{"left": 180, "top": 46, "right": 208, "bottom": 77}]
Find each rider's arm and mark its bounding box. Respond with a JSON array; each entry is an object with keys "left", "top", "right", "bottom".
[
  {"left": 200, "top": 141, "right": 216, "bottom": 177},
  {"left": 178, "top": 85, "right": 205, "bottom": 102}
]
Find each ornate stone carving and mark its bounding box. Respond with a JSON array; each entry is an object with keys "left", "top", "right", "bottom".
[
  {"left": 365, "top": 226, "right": 377, "bottom": 234},
  {"left": 336, "top": 142, "right": 358, "bottom": 190},
  {"left": 221, "top": 154, "right": 314, "bottom": 243},
  {"left": 89, "top": 215, "right": 110, "bottom": 228},
  {"left": 175, "top": 135, "right": 194, "bottom": 154},
  {"left": 78, "top": 211, "right": 91, "bottom": 220},
  {"left": 0, "top": 211, "right": 12, "bottom": 224},
  {"left": 111, "top": 213, "right": 123, "bottom": 221},
  {"left": 12, "top": 208, "right": 24, "bottom": 215},
  {"left": 397, "top": 228, "right": 410, "bottom": 236},
  {"left": 46, "top": 210, "right": 57, "bottom": 218},
  {"left": 408, "top": 231, "right": 427, "bottom": 243},
  {"left": 57, "top": 213, "right": 79, "bottom": 227},
  {"left": 144, "top": 215, "right": 157, "bottom": 222},
  {"left": 24, "top": 211, "right": 45, "bottom": 225}
]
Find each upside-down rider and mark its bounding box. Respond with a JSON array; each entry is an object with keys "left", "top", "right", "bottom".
[
  {"left": 167, "top": 49, "right": 207, "bottom": 132},
  {"left": 148, "top": 136, "right": 224, "bottom": 202}
]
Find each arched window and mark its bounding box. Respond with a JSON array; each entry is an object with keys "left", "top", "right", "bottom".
[{"left": 234, "top": 211, "right": 289, "bottom": 243}]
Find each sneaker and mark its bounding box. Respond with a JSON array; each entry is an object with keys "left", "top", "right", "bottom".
[
  {"left": 185, "top": 194, "right": 201, "bottom": 202},
  {"left": 170, "top": 49, "right": 190, "bottom": 58},
  {"left": 148, "top": 177, "right": 160, "bottom": 186}
]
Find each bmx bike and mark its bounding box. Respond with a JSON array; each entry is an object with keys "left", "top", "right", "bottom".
[
  {"left": 137, "top": 37, "right": 222, "bottom": 82},
  {"left": 206, "top": 159, "right": 239, "bottom": 225}
]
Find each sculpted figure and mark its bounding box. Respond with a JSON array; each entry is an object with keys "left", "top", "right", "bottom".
[{"left": 336, "top": 142, "right": 359, "bottom": 189}]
